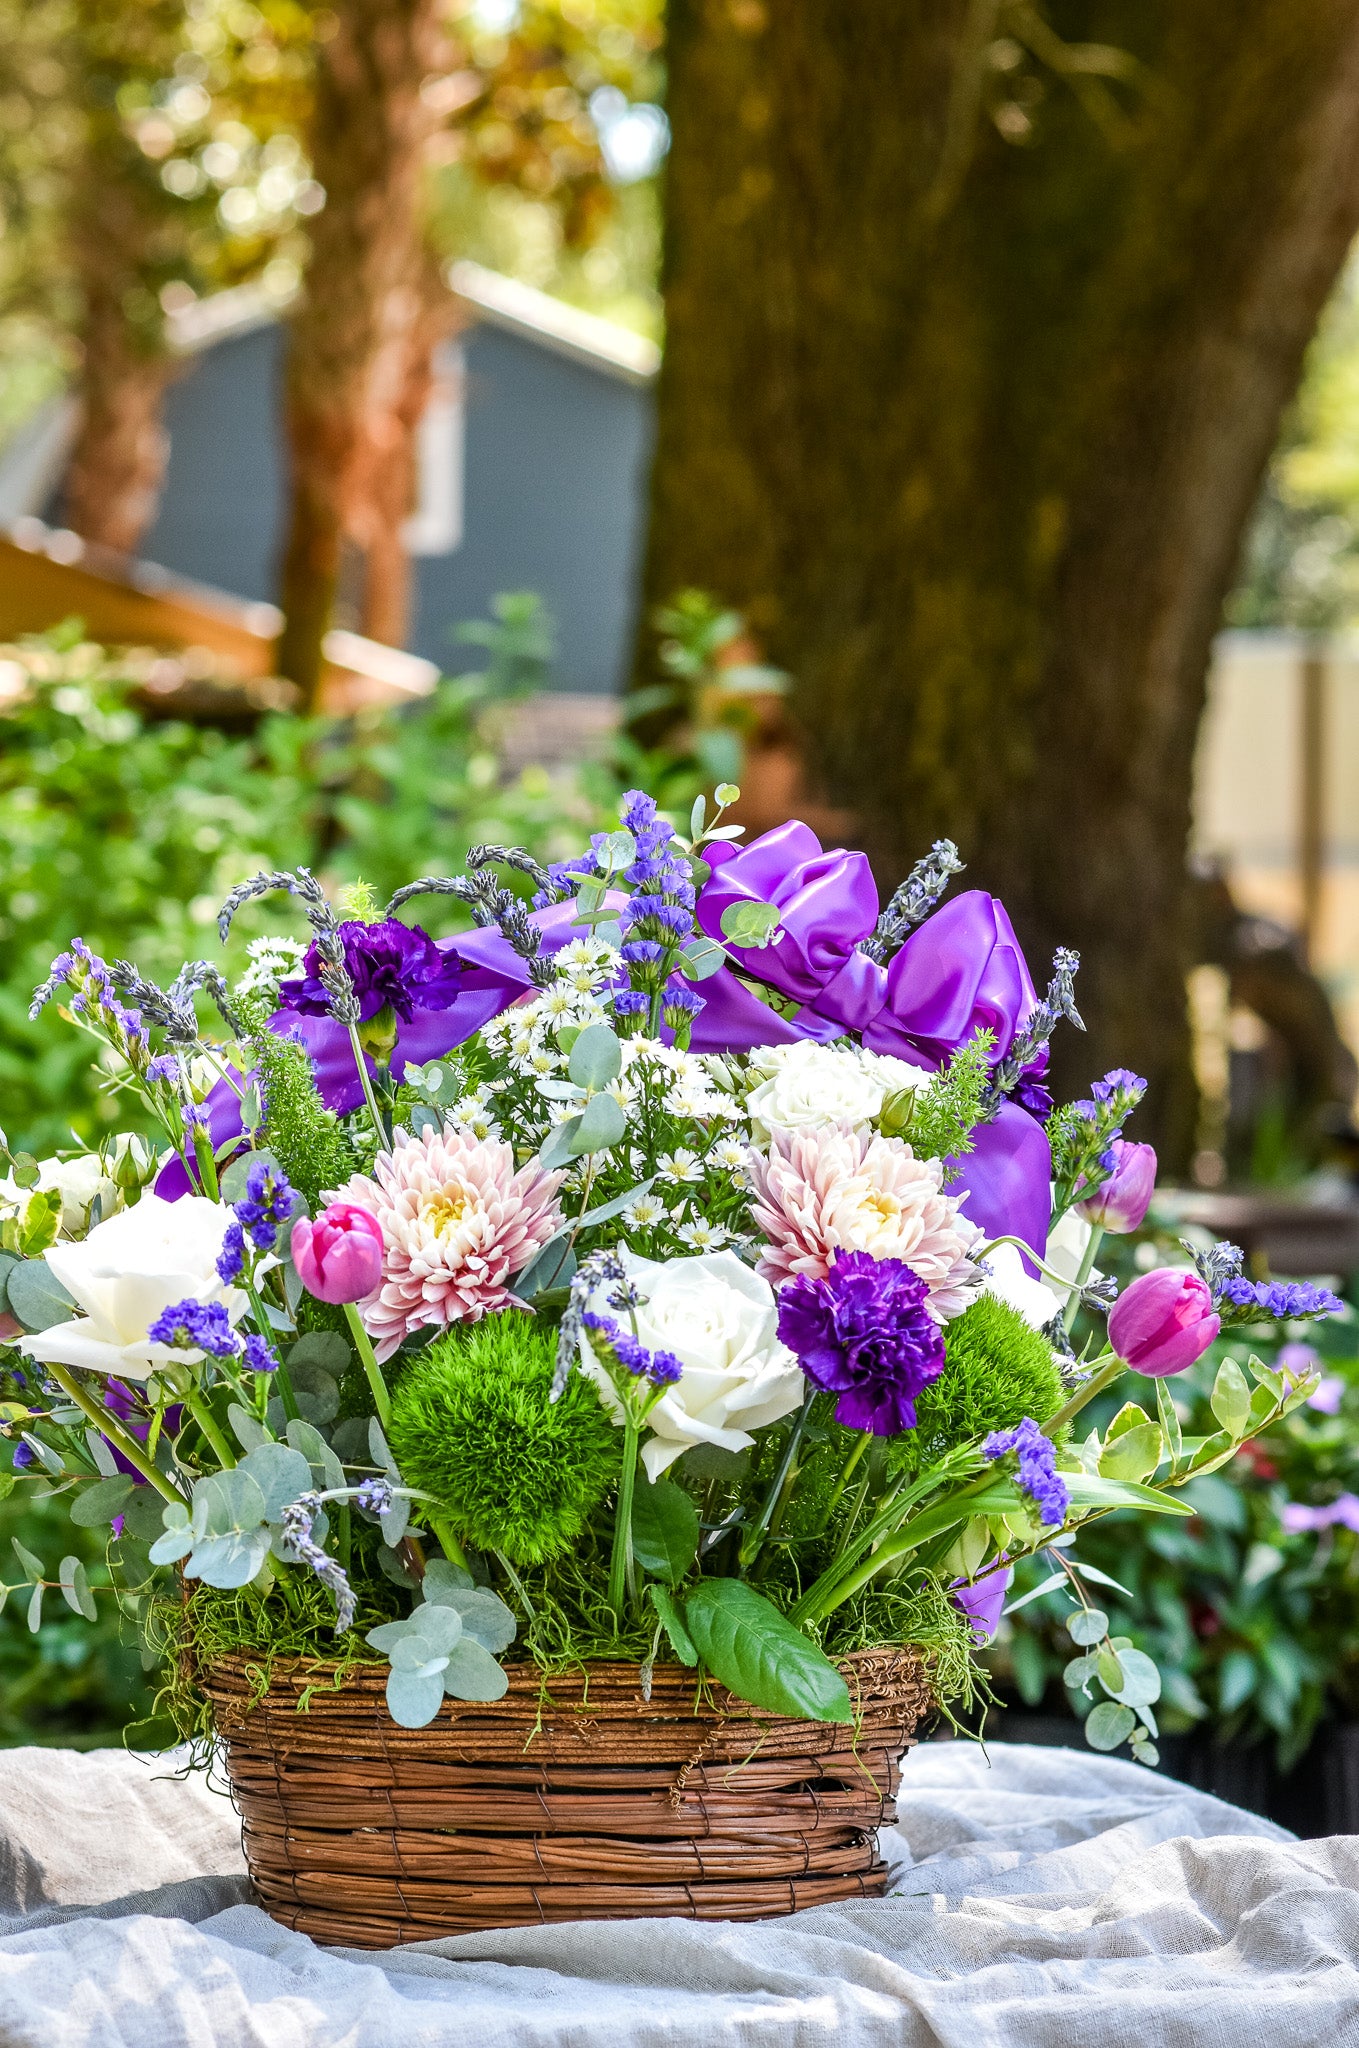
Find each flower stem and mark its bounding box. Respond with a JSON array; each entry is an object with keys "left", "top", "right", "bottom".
[
  {"left": 183, "top": 1385, "right": 236, "bottom": 1469},
  {"left": 824, "top": 1430, "right": 872, "bottom": 1519},
  {"left": 346, "top": 1022, "right": 390, "bottom": 1154},
  {"left": 343, "top": 1301, "right": 390, "bottom": 1429},
  {"left": 1061, "top": 1224, "right": 1104, "bottom": 1337},
  {"left": 1042, "top": 1350, "right": 1123, "bottom": 1437},
  {"left": 495, "top": 1548, "right": 535, "bottom": 1620},
  {"left": 741, "top": 1385, "right": 816, "bottom": 1572},
  {"left": 609, "top": 1419, "right": 640, "bottom": 1618},
  {"left": 431, "top": 1515, "right": 471, "bottom": 1573},
  {"left": 191, "top": 1122, "right": 220, "bottom": 1200},
  {"left": 41, "top": 1363, "right": 181, "bottom": 1505}
]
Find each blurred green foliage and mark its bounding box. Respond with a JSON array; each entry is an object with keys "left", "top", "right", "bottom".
[{"left": 0, "top": 598, "right": 601, "bottom": 1160}]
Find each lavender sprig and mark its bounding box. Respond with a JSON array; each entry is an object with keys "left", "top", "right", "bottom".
[
  {"left": 389, "top": 872, "right": 556, "bottom": 988},
  {"left": 552, "top": 1248, "right": 637, "bottom": 1401},
  {"left": 278, "top": 1493, "right": 357, "bottom": 1632},
  {"left": 860, "top": 839, "right": 965, "bottom": 964},
  {"left": 218, "top": 869, "right": 360, "bottom": 1026},
  {"left": 983, "top": 947, "right": 1084, "bottom": 1113}
]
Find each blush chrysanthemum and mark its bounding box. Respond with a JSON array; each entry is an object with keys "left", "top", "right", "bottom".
[
  {"left": 329, "top": 1128, "right": 564, "bottom": 1361},
  {"left": 747, "top": 1121, "right": 981, "bottom": 1321}
]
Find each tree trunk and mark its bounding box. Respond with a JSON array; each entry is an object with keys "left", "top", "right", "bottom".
[
  {"left": 642, "top": 0, "right": 1359, "bottom": 1162},
  {"left": 62, "top": 321, "right": 175, "bottom": 556},
  {"left": 276, "top": 0, "right": 448, "bottom": 704}
]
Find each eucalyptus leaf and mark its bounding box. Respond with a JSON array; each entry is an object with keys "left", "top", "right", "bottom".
[
  {"left": 676, "top": 936, "right": 726, "bottom": 982},
  {"left": 1067, "top": 1608, "right": 1108, "bottom": 1646},
  {"left": 1085, "top": 1701, "right": 1137, "bottom": 1751},
  {"left": 287, "top": 1331, "right": 352, "bottom": 1376},
  {"left": 537, "top": 1117, "right": 583, "bottom": 1171},
  {"left": 283, "top": 1361, "right": 340, "bottom": 1426},
  {"left": 999, "top": 1571, "right": 1066, "bottom": 1617},
  {"left": 59, "top": 1556, "right": 97, "bottom": 1622},
  {"left": 719, "top": 901, "right": 782, "bottom": 949},
  {"left": 1064, "top": 1653, "right": 1098, "bottom": 1690},
  {"left": 192, "top": 1467, "right": 268, "bottom": 1539},
  {"left": 25, "top": 1582, "right": 42, "bottom": 1634},
  {"left": 684, "top": 1579, "right": 851, "bottom": 1722},
  {"left": 70, "top": 1476, "right": 136, "bottom": 1529},
  {"left": 568, "top": 1023, "right": 622, "bottom": 1090},
  {"left": 1070, "top": 1562, "right": 1134, "bottom": 1600},
  {"left": 1102, "top": 1647, "right": 1161, "bottom": 1709},
  {"left": 228, "top": 1405, "right": 273, "bottom": 1454},
  {"left": 123, "top": 1485, "right": 173, "bottom": 1542},
  {"left": 568, "top": 1091, "right": 626, "bottom": 1156},
  {"left": 376, "top": 1542, "right": 420, "bottom": 1590},
  {"left": 20, "top": 1432, "right": 65, "bottom": 1477},
  {"left": 5, "top": 1261, "right": 75, "bottom": 1334},
  {"left": 422, "top": 1558, "right": 475, "bottom": 1600},
  {"left": 631, "top": 1479, "right": 700, "bottom": 1584},
  {"left": 11, "top": 1539, "right": 43, "bottom": 1582},
  {"left": 513, "top": 1237, "right": 577, "bottom": 1301},
  {"left": 0, "top": 1250, "right": 20, "bottom": 1313},
  {"left": 385, "top": 1666, "right": 447, "bottom": 1728},
  {"left": 84, "top": 1428, "right": 120, "bottom": 1478},
  {"left": 220, "top": 1149, "right": 285, "bottom": 1204},
  {"left": 148, "top": 1520, "right": 196, "bottom": 1566},
  {"left": 236, "top": 1443, "right": 312, "bottom": 1522},
  {"left": 441, "top": 1636, "right": 510, "bottom": 1702},
  {"left": 185, "top": 1528, "right": 273, "bottom": 1588},
  {"left": 380, "top": 1495, "right": 412, "bottom": 1547},
  {"left": 285, "top": 1417, "right": 345, "bottom": 1492}
]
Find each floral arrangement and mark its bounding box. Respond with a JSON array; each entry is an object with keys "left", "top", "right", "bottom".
[{"left": 0, "top": 787, "right": 1342, "bottom": 1755}]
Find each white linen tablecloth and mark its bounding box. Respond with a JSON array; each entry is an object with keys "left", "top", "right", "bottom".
[{"left": 0, "top": 1737, "right": 1356, "bottom": 2047}]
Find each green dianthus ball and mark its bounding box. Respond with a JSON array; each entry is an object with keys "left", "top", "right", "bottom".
[
  {"left": 911, "top": 1294, "right": 1066, "bottom": 1459},
  {"left": 388, "top": 1314, "right": 619, "bottom": 1566}
]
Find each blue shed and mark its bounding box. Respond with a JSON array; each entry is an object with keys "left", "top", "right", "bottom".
[{"left": 10, "top": 265, "right": 659, "bottom": 695}]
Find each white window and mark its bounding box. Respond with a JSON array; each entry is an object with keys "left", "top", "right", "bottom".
[{"left": 403, "top": 339, "right": 464, "bottom": 556}]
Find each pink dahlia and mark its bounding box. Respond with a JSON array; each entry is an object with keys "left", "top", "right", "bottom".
[
  {"left": 748, "top": 1122, "right": 981, "bottom": 1321},
  {"left": 329, "top": 1128, "right": 564, "bottom": 1361}
]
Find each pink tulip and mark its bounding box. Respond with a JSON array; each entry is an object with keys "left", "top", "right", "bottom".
[
  {"left": 1078, "top": 1139, "right": 1157, "bottom": 1234},
  {"left": 1108, "top": 1268, "right": 1220, "bottom": 1377},
  {"left": 291, "top": 1203, "right": 385, "bottom": 1305}
]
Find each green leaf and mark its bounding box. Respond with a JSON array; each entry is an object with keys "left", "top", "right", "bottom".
[
  {"left": 287, "top": 1331, "right": 351, "bottom": 1376},
  {"left": 1084, "top": 1701, "right": 1136, "bottom": 1751},
  {"left": 568, "top": 1023, "right": 622, "bottom": 1090},
  {"left": 647, "top": 1583, "right": 698, "bottom": 1665},
  {"left": 19, "top": 1190, "right": 63, "bottom": 1258},
  {"left": 59, "top": 1556, "right": 97, "bottom": 1622},
  {"left": 1070, "top": 1562, "right": 1134, "bottom": 1600},
  {"left": 719, "top": 900, "right": 783, "bottom": 949},
  {"left": 1098, "top": 1421, "right": 1163, "bottom": 1484},
  {"left": 631, "top": 1479, "right": 700, "bottom": 1584},
  {"left": 999, "top": 1570, "right": 1066, "bottom": 1616},
  {"left": 1219, "top": 1648, "right": 1256, "bottom": 1714},
  {"left": 1130, "top": 1737, "right": 1160, "bottom": 1767},
  {"left": 1185, "top": 1432, "right": 1237, "bottom": 1477},
  {"left": 684, "top": 1580, "right": 852, "bottom": 1722},
  {"left": 1064, "top": 1653, "right": 1098, "bottom": 1690},
  {"left": 423, "top": 1584, "right": 516, "bottom": 1655},
  {"left": 25, "top": 1582, "right": 43, "bottom": 1634},
  {"left": 1067, "top": 1607, "right": 1108, "bottom": 1646},
  {"left": 1061, "top": 1472, "right": 1193, "bottom": 1516},
  {"left": 514, "top": 1238, "right": 576, "bottom": 1300},
  {"left": 228, "top": 1405, "right": 272, "bottom": 1454},
  {"left": 1154, "top": 1378, "right": 1183, "bottom": 1467},
  {"left": 1210, "top": 1357, "right": 1252, "bottom": 1437},
  {"left": 0, "top": 1250, "right": 21, "bottom": 1312},
  {"left": 1105, "top": 1402, "right": 1153, "bottom": 1441},
  {"left": 385, "top": 1665, "right": 447, "bottom": 1728},
  {"left": 1096, "top": 1644, "right": 1124, "bottom": 1692},
  {"left": 568, "top": 1090, "right": 626, "bottom": 1156},
  {"left": 236, "top": 1443, "right": 312, "bottom": 1522},
  {"left": 5, "top": 1261, "right": 74, "bottom": 1334},
  {"left": 70, "top": 1476, "right": 136, "bottom": 1528},
  {"left": 11, "top": 1539, "right": 43, "bottom": 1582}
]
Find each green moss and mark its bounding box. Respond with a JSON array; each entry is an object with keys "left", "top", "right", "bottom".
[
  {"left": 250, "top": 1029, "right": 357, "bottom": 1212},
  {"left": 388, "top": 1315, "right": 621, "bottom": 1566},
  {"left": 911, "top": 1295, "right": 1066, "bottom": 1460}
]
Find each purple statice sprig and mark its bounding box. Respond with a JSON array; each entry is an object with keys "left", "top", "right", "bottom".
[
  {"left": 776, "top": 1251, "right": 945, "bottom": 1436},
  {"left": 148, "top": 1300, "right": 241, "bottom": 1359},
  {"left": 983, "top": 1416, "right": 1070, "bottom": 1528},
  {"left": 233, "top": 1159, "right": 298, "bottom": 1253},
  {"left": 242, "top": 1333, "right": 279, "bottom": 1374},
  {"left": 1188, "top": 1239, "right": 1343, "bottom": 1326}
]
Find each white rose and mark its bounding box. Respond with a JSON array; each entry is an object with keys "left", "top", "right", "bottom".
[
  {"left": 745, "top": 1040, "right": 930, "bottom": 1144},
  {"left": 0, "top": 1155, "right": 119, "bottom": 1235},
  {"left": 20, "top": 1194, "right": 246, "bottom": 1381},
  {"left": 581, "top": 1248, "right": 805, "bottom": 1480},
  {"left": 982, "top": 1207, "right": 1098, "bottom": 1330}
]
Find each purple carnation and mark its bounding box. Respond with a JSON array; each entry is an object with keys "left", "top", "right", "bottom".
[
  {"left": 776, "top": 1250, "right": 946, "bottom": 1436},
  {"left": 278, "top": 918, "right": 461, "bottom": 1024},
  {"left": 983, "top": 1417, "right": 1069, "bottom": 1527}
]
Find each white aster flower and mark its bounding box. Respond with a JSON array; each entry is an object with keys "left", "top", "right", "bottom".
[
  {"left": 677, "top": 1218, "right": 730, "bottom": 1252},
  {"left": 657, "top": 1149, "right": 703, "bottom": 1184},
  {"left": 711, "top": 1138, "right": 750, "bottom": 1173},
  {"left": 627, "top": 1193, "right": 667, "bottom": 1228}
]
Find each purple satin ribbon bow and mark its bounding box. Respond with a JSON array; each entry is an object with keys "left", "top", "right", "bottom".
[{"left": 157, "top": 823, "right": 1053, "bottom": 1261}]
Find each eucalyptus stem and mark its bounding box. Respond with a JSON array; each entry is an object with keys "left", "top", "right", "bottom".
[
  {"left": 609, "top": 1419, "right": 640, "bottom": 1618},
  {"left": 1042, "top": 1350, "right": 1124, "bottom": 1437},
  {"left": 343, "top": 1301, "right": 390, "bottom": 1429},
  {"left": 41, "top": 1363, "right": 180, "bottom": 1505},
  {"left": 346, "top": 1023, "right": 390, "bottom": 1153},
  {"left": 182, "top": 1385, "right": 236, "bottom": 1469}
]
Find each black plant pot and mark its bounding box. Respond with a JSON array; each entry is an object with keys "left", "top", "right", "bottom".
[{"left": 963, "top": 1706, "right": 1359, "bottom": 1839}]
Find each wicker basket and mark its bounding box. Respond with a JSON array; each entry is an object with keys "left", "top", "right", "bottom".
[{"left": 203, "top": 1647, "right": 933, "bottom": 1948}]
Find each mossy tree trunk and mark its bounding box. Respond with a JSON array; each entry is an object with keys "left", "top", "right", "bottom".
[
  {"left": 276, "top": 0, "right": 451, "bottom": 704},
  {"left": 642, "top": 1, "right": 1359, "bottom": 1159}
]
